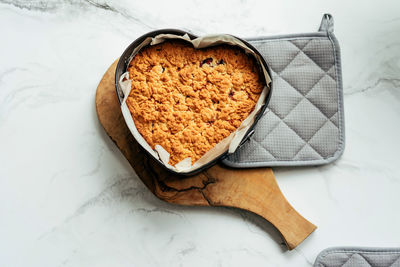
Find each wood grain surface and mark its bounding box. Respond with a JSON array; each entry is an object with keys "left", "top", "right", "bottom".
[{"left": 95, "top": 60, "right": 316, "bottom": 250}]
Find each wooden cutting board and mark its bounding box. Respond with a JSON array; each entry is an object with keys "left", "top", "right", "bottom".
[{"left": 95, "top": 60, "right": 316, "bottom": 250}]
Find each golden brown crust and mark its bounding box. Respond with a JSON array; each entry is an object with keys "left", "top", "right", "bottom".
[{"left": 126, "top": 40, "right": 264, "bottom": 166}]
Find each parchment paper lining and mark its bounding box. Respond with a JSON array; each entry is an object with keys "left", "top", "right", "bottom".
[{"left": 119, "top": 33, "right": 271, "bottom": 173}]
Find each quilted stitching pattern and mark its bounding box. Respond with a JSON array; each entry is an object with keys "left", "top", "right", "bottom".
[
  {"left": 224, "top": 36, "right": 344, "bottom": 166},
  {"left": 316, "top": 251, "right": 400, "bottom": 267}
]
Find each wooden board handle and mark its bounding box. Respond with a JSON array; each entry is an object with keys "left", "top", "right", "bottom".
[
  {"left": 96, "top": 60, "right": 316, "bottom": 250},
  {"left": 203, "top": 166, "right": 316, "bottom": 249}
]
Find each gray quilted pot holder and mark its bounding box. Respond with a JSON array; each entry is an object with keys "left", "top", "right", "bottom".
[
  {"left": 223, "top": 14, "right": 345, "bottom": 167},
  {"left": 314, "top": 247, "right": 400, "bottom": 267}
]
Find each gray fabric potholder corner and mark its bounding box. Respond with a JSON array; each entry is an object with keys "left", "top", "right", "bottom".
[
  {"left": 223, "top": 14, "right": 345, "bottom": 167},
  {"left": 314, "top": 247, "right": 400, "bottom": 267}
]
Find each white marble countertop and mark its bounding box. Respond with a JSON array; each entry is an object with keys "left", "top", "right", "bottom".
[{"left": 1, "top": 0, "right": 400, "bottom": 266}]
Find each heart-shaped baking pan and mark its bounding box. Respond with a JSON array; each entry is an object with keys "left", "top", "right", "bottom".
[{"left": 114, "top": 29, "right": 273, "bottom": 176}]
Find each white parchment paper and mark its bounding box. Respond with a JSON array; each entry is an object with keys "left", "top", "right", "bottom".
[{"left": 119, "top": 33, "right": 271, "bottom": 173}]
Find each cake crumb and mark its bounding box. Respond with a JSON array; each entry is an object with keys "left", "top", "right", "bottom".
[{"left": 126, "top": 41, "right": 264, "bottom": 166}]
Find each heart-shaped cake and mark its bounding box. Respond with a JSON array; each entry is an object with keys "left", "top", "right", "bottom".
[{"left": 125, "top": 40, "right": 264, "bottom": 166}]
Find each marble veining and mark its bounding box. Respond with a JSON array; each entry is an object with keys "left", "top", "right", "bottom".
[{"left": 1, "top": 0, "right": 400, "bottom": 266}]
